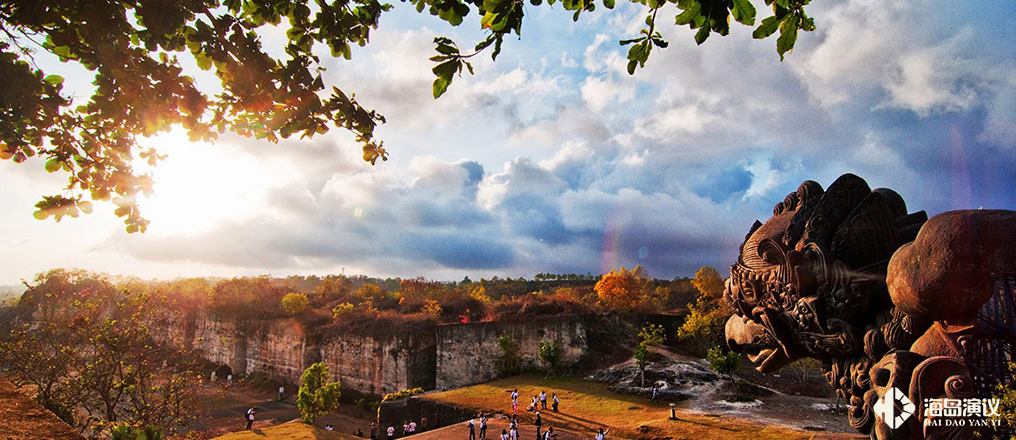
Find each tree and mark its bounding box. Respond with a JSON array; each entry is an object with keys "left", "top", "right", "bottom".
[
  {"left": 634, "top": 324, "right": 665, "bottom": 386},
  {"left": 595, "top": 266, "right": 653, "bottom": 311},
  {"left": 538, "top": 339, "right": 563, "bottom": 376},
  {"left": 677, "top": 266, "right": 731, "bottom": 355},
  {"left": 1, "top": 0, "right": 815, "bottom": 231},
  {"left": 706, "top": 345, "right": 745, "bottom": 401},
  {"left": 0, "top": 270, "right": 197, "bottom": 437},
  {"left": 281, "top": 292, "right": 309, "bottom": 315},
  {"left": 297, "top": 362, "right": 342, "bottom": 424}
]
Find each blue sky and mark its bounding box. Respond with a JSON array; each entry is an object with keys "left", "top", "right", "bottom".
[{"left": 1, "top": 0, "right": 1015, "bottom": 285}]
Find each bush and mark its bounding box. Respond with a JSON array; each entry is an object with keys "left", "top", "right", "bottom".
[
  {"left": 539, "top": 339, "right": 563, "bottom": 374},
  {"left": 282, "top": 292, "right": 309, "bottom": 315},
  {"left": 110, "top": 425, "right": 162, "bottom": 440},
  {"left": 332, "top": 302, "right": 355, "bottom": 319},
  {"left": 496, "top": 333, "right": 521, "bottom": 375}
]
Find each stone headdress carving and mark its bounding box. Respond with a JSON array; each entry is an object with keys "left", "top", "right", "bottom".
[{"left": 724, "top": 173, "right": 1016, "bottom": 439}]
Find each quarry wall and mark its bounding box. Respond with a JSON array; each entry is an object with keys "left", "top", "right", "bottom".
[
  {"left": 435, "top": 316, "right": 591, "bottom": 390},
  {"left": 167, "top": 312, "right": 591, "bottom": 396}
]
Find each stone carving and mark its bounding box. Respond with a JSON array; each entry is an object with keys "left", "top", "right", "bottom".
[{"left": 724, "top": 173, "right": 1016, "bottom": 439}]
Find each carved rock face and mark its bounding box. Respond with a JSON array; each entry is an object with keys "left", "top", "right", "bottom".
[
  {"left": 725, "top": 175, "right": 1016, "bottom": 439},
  {"left": 724, "top": 174, "right": 926, "bottom": 374}
]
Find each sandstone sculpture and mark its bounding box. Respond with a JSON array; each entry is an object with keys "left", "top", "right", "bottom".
[{"left": 724, "top": 173, "right": 1016, "bottom": 439}]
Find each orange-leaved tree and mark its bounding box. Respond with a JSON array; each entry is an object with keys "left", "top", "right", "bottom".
[{"left": 594, "top": 265, "right": 653, "bottom": 311}]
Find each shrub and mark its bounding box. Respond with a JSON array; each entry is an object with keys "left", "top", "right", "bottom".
[
  {"left": 422, "top": 299, "right": 442, "bottom": 318},
  {"left": 496, "top": 333, "right": 521, "bottom": 375},
  {"left": 281, "top": 292, "right": 309, "bottom": 315},
  {"left": 332, "top": 302, "right": 355, "bottom": 319},
  {"left": 539, "top": 339, "right": 563, "bottom": 374}
]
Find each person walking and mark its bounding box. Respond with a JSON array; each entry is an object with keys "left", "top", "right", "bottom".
[
  {"left": 244, "top": 406, "right": 257, "bottom": 430},
  {"left": 479, "top": 415, "right": 488, "bottom": 439},
  {"left": 500, "top": 428, "right": 509, "bottom": 440},
  {"left": 540, "top": 391, "right": 547, "bottom": 410},
  {"left": 386, "top": 425, "right": 395, "bottom": 440},
  {"left": 543, "top": 427, "right": 557, "bottom": 439},
  {"left": 651, "top": 385, "right": 659, "bottom": 403},
  {"left": 509, "top": 425, "right": 518, "bottom": 440},
  {"left": 595, "top": 428, "right": 610, "bottom": 440},
  {"left": 409, "top": 420, "right": 418, "bottom": 435},
  {"left": 421, "top": 416, "right": 428, "bottom": 432},
  {"left": 511, "top": 389, "right": 519, "bottom": 414},
  {"left": 468, "top": 419, "right": 477, "bottom": 440},
  {"left": 370, "top": 422, "right": 378, "bottom": 440},
  {"left": 533, "top": 411, "right": 542, "bottom": 440},
  {"left": 552, "top": 393, "right": 559, "bottom": 412}
]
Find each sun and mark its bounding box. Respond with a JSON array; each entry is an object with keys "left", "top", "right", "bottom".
[{"left": 136, "top": 130, "right": 275, "bottom": 235}]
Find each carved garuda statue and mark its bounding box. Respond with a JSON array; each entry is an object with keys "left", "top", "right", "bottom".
[{"left": 724, "top": 173, "right": 1016, "bottom": 439}]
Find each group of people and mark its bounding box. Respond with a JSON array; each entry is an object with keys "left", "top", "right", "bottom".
[
  {"left": 468, "top": 412, "right": 609, "bottom": 440},
  {"left": 371, "top": 417, "right": 430, "bottom": 439},
  {"left": 510, "top": 389, "right": 559, "bottom": 414}
]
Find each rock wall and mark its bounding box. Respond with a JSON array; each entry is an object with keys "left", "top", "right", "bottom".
[
  {"left": 173, "top": 312, "right": 436, "bottom": 394},
  {"left": 319, "top": 330, "right": 436, "bottom": 396},
  {"left": 435, "top": 315, "right": 590, "bottom": 390},
  {"left": 170, "top": 312, "right": 591, "bottom": 396}
]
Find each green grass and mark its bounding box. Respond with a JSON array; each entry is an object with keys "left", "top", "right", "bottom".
[
  {"left": 424, "top": 373, "right": 812, "bottom": 440},
  {"left": 211, "top": 421, "right": 358, "bottom": 440}
]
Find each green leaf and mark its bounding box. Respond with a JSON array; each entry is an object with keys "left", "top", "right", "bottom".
[
  {"left": 776, "top": 14, "right": 799, "bottom": 60},
  {"left": 753, "top": 16, "right": 781, "bottom": 39},
  {"left": 731, "top": 0, "right": 756, "bottom": 25},
  {"left": 45, "top": 158, "right": 61, "bottom": 173},
  {"left": 694, "top": 26, "right": 710, "bottom": 45},
  {"left": 603, "top": 0, "right": 615, "bottom": 8},
  {"left": 627, "top": 59, "right": 638, "bottom": 75},
  {"left": 44, "top": 75, "right": 64, "bottom": 85},
  {"left": 675, "top": 2, "right": 700, "bottom": 25},
  {"left": 195, "top": 53, "right": 212, "bottom": 70}
]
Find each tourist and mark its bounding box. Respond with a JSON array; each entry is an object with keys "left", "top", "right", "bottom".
[
  {"left": 509, "top": 425, "right": 518, "bottom": 440},
  {"left": 421, "top": 416, "right": 428, "bottom": 432},
  {"left": 539, "top": 391, "right": 547, "bottom": 409},
  {"left": 468, "top": 418, "right": 477, "bottom": 440},
  {"left": 479, "top": 414, "right": 488, "bottom": 439},
  {"left": 409, "top": 419, "right": 417, "bottom": 434},
  {"left": 594, "top": 428, "right": 610, "bottom": 440},
  {"left": 534, "top": 411, "right": 542, "bottom": 440},
  {"left": 500, "top": 428, "right": 509, "bottom": 440},
  {"left": 528, "top": 395, "right": 537, "bottom": 412},
  {"left": 511, "top": 389, "right": 519, "bottom": 413},
  {"left": 370, "top": 422, "right": 378, "bottom": 440},
  {"left": 543, "top": 427, "right": 556, "bottom": 439},
  {"left": 651, "top": 385, "right": 659, "bottom": 403},
  {"left": 355, "top": 428, "right": 364, "bottom": 437},
  {"left": 403, "top": 421, "right": 410, "bottom": 436},
  {"left": 244, "top": 406, "right": 257, "bottom": 430},
  {"left": 386, "top": 425, "right": 395, "bottom": 440},
  {"left": 552, "top": 393, "right": 559, "bottom": 412}
]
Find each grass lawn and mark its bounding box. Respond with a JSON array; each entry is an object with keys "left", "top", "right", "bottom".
[
  {"left": 424, "top": 373, "right": 812, "bottom": 440},
  {"left": 211, "top": 421, "right": 358, "bottom": 440}
]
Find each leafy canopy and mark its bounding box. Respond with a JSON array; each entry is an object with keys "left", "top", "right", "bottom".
[
  {"left": 297, "top": 362, "right": 342, "bottom": 424},
  {"left": 1, "top": 0, "right": 814, "bottom": 231}
]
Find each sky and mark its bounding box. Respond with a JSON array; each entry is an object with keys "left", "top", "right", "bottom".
[{"left": 2, "top": 0, "right": 1015, "bottom": 285}]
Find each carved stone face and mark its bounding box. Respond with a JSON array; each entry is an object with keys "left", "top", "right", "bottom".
[{"left": 723, "top": 174, "right": 925, "bottom": 374}]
